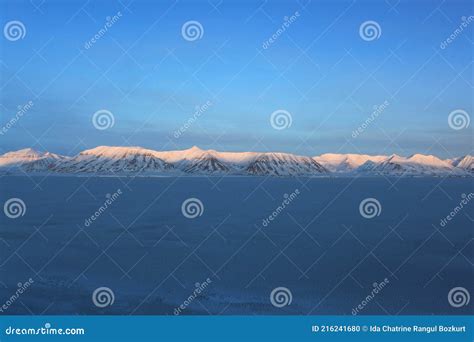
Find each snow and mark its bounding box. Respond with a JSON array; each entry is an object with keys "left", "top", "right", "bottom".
[
  {"left": 0, "top": 148, "right": 65, "bottom": 169},
  {"left": 314, "top": 153, "right": 387, "bottom": 172},
  {"left": 356, "top": 153, "right": 463, "bottom": 176},
  {"left": 407, "top": 154, "right": 453, "bottom": 168},
  {"left": 245, "top": 153, "right": 326, "bottom": 176},
  {"left": 451, "top": 155, "right": 474, "bottom": 172},
  {"left": 0, "top": 146, "right": 471, "bottom": 176},
  {"left": 49, "top": 146, "right": 329, "bottom": 176},
  {"left": 154, "top": 146, "right": 259, "bottom": 165}
]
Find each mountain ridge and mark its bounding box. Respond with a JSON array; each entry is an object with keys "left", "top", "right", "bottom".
[{"left": 0, "top": 146, "right": 472, "bottom": 177}]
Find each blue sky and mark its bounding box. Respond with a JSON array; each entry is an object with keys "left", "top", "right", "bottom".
[{"left": 0, "top": 0, "right": 472, "bottom": 157}]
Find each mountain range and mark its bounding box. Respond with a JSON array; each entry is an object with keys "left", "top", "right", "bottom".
[{"left": 0, "top": 146, "right": 472, "bottom": 177}]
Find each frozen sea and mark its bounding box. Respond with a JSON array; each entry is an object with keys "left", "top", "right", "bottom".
[{"left": 0, "top": 176, "right": 472, "bottom": 315}]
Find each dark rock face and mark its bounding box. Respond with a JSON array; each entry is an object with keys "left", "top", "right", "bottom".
[
  {"left": 184, "top": 155, "right": 231, "bottom": 174},
  {"left": 245, "top": 154, "right": 327, "bottom": 176}
]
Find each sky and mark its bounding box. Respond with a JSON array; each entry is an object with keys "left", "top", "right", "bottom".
[{"left": 0, "top": 0, "right": 472, "bottom": 158}]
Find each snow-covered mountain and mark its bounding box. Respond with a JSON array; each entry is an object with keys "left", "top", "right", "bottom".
[
  {"left": 0, "top": 148, "right": 66, "bottom": 172},
  {"left": 355, "top": 154, "right": 464, "bottom": 176},
  {"left": 450, "top": 155, "right": 474, "bottom": 173},
  {"left": 0, "top": 147, "right": 471, "bottom": 177},
  {"left": 313, "top": 153, "right": 387, "bottom": 173},
  {"left": 181, "top": 151, "right": 232, "bottom": 174},
  {"left": 246, "top": 153, "right": 326, "bottom": 176},
  {"left": 53, "top": 146, "right": 173, "bottom": 174}
]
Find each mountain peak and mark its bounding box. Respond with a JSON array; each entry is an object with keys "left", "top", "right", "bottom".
[
  {"left": 408, "top": 153, "right": 437, "bottom": 160},
  {"left": 387, "top": 153, "right": 402, "bottom": 159},
  {"left": 407, "top": 154, "right": 451, "bottom": 167},
  {"left": 2, "top": 148, "right": 44, "bottom": 158},
  {"left": 188, "top": 146, "right": 204, "bottom": 152}
]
